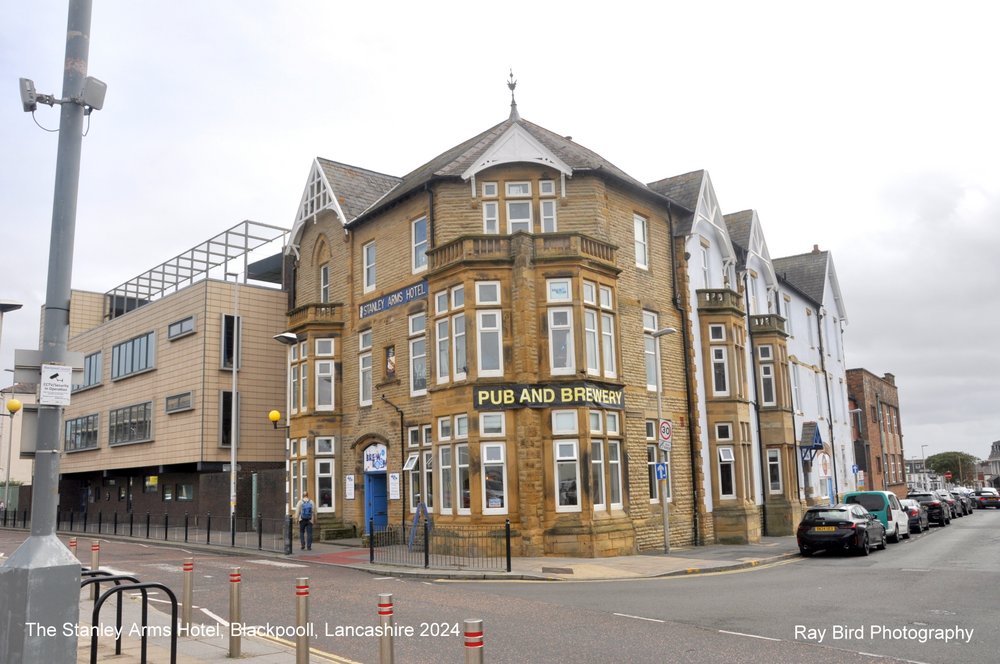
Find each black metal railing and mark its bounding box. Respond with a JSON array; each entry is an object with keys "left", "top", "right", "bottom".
[
  {"left": 0, "top": 510, "right": 293, "bottom": 554},
  {"left": 369, "top": 518, "right": 512, "bottom": 572}
]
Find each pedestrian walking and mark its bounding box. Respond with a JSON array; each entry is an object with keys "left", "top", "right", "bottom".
[{"left": 294, "top": 492, "right": 315, "bottom": 550}]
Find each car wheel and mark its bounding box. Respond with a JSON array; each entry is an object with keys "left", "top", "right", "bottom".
[
  {"left": 858, "top": 534, "right": 870, "bottom": 556},
  {"left": 877, "top": 531, "right": 887, "bottom": 550},
  {"left": 889, "top": 525, "right": 899, "bottom": 543},
  {"left": 903, "top": 525, "right": 911, "bottom": 540}
]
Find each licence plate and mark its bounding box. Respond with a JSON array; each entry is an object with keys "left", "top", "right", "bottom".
[{"left": 813, "top": 526, "right": 836, "bottom": 532}]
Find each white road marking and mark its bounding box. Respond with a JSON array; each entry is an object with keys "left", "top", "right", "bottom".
[
  {"left": 374, "top": 576, "right": 396, "bottom": 580},
  {"left": 613, "top": 612, "right": 665, "bottom": 623},
  {"left": 719, "top": 629, "right": 780, "bottom": 642},
  {"left": 143, "top": 563, "right": 183, "bottom": 574},
  {"left": 244, "top": 559, "right": 308, "bottom": 568},
  {"left": 200, "top": 607, "right": 229, "bottom": 627},
  {"left": 101, "top": 566, "right": 138, "bottom": 577}
]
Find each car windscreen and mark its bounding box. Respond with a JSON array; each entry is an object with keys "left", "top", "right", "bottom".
[
  {"left": 844, "top": 494, "right": 885, "bottom": 511},
  {"left": 804, "top": 509, "right": 848, "bottom": 522}
]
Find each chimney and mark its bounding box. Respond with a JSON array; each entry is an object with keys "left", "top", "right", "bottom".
[
  {"left": 812, "top": 244, "right": 820, "bottom": 254},
  {"left": 883, "top": 373, "right": 895, "bottom": 385}
]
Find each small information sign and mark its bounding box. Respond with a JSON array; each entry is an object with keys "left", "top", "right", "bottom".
[{"left": 39, "top": 364, "right": 72, "bottom": 406}]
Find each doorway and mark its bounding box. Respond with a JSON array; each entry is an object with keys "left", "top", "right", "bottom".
[{"left": 364, "top": 472, "right": 387, "bottom": 534}]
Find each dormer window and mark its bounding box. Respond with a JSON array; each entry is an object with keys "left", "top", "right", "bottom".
[
  {"left": 506, "top": 181, "right": 531, "bottom": 197},
  {"left": 482, "top": 182, "right": 498, "bottom": 197}
]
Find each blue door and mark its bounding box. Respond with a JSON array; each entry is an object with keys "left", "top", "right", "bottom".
[{"left": 365, "top": 472, "right": 388, "bottom": 534}]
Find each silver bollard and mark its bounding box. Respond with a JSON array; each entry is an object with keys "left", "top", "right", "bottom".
[
  {"left": 228, "top": 567, "right": 241, "bottom": 658},
  {"left": 182, "top": 558, "right": 194, "bottom": 629},
  {"left": 377, "top": 593, "right": 395, "bottom": 664},
  {"left": 296, "top": 577, "right": 310, "bottom": 664},
  {"left": 90, "top": 540, "right": 100, "bottom": 599},
  {"left": 464, "top": 619, "right": 484, "bottom": 664}
]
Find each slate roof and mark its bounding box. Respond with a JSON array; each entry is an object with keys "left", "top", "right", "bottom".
[
  {"left": 647, "top": 170, "right": 705, "bottom": 235},
  {"left": 773, "top": 249, "right": 829, "bottom": 305},
  {"left": 723, "top": 210, "right": 754, "bottom": 251},
  {"left": 349, "top": 116, "right": 673, "bottom": 225},
  {"left": 316, "top": 158, "right": 401, "bottom": 223}
]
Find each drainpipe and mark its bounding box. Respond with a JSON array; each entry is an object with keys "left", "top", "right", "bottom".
[
  {"left": 666, "top": 202, "right": 700, "bottom": 546},
  {"left": 381, "top": 395, "right": 405, "bottom": 531},
  {"left": 816, "top": 306, "right": 839, "bottom": 501},
  {"left": 741, "top": 270, "right": 768, "bottom": 534}
]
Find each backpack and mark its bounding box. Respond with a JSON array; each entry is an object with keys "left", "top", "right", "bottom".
[{"left": 300, "top": 500, "right": 313, "bottom": 520}]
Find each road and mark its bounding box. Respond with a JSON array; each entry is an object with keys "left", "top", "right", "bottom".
[{"left": 3, "top": 509, "right": 998, "bottom": 663}]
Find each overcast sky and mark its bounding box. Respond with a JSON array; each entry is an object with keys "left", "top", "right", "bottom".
[{"left": 3, "top": 2, "right": 998, "bottom": 459}]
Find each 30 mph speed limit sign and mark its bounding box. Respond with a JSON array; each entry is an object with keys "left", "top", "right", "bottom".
[{"left": 658, "top": 419, "right": 672, "bottom": 452}]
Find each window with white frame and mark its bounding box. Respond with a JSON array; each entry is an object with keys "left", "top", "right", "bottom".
[
  {"left": 643, "top": 311, "right": 659, "bottom": 391},
  {"left": 436, "top": 317, "right": 449, "bottom": 384},
  {"left": 767, "top": 448, "right": 782, "bottom": 494},
  {"left": 359, "top": 330, "right": 372, "bottom": 406},
  {"left": 608, "top": 438, "right": 622, "bottom": 509},
  {"left": 701, "top": 244, "right": 710, "bottom": 288},
  {"left": 479, "top": 412, "right": 506, "bottom": 437},
  {"left": 455, "top": 413, "right": 468, "bottom": 439},
  {"left": 591, "top": 437, "right": 605, "bottom": 510},
  {"left": 547, "top": 307, "right": 575, "bottom": 375},
  {"left": 316, "top": 338, "right": 334, "bottom": 356},
  {"left": 409, "top": 312, "right": 427, "bottom": 396},
  {"left": 482, "top": 443, "right": 507, "bottom": 514},
  {"left": 584, "top": 309, "right": 599, "bottom": 376},
  {"left": 711, "top": 346, "right": 729, "bottom": 396},
  {"left": 547, "top": 279, "right": 571, "bottom": 303},
  {"left": 506, "top": 181, "right": 531, "bottom": 197},
  {"left": 316, "top": 454, "right": 335, "bottom": 511},
  {"left": 645, "top": 421, "right": 660, "bottom": 502},
  {"left": 290, "top": 460, "right": 299, "bottom": 506},
  {"left": 299, "top": 342, "right": 308, "bottom": 413},
  {"left": 290, "top": 363, "right": 299, "bottom": 413},
  {"left": 541, "top": 199, "right": 557, "bottom": 233},
  {"left": 553, "top": 410, "right": 580, "bottom": 512},
  {"left": 412, "top": 217, "right": 428, "bottom": 273},
  {"left": 320, "top": 264, "right": 330, "bottom": 303},
  {"left": 718, "top": 447, "right": 736, "bottom": 498},
  {"left": 300, "top": 460, "right": 308, "bottom": 507},
  {"left": 406, "top": 425, "right": 433, "bottom": 510},
  {"left": 715, "top": 422, "right": 733, "bottom": 441},
  {"left": 760, "top": 362, "right": 776, "bottom": 407},
  {"left": 634, "top": 214, "right": 649, "bottom": 269},
  {"left": 591, "top": 411, "right": 623, "bottom": 511},
  {"left": 539, "top": 179, "right": 555, "bottom": 196},
  {"left": 807, "top": 310, "right": 816, "bottom": 348},
  {"left": 316, "top": 360, "right": 334, "bottom": 411},
  {"left": 482, "top": 181, "right": 498, "bottom": 197},
  {"left": 363, "top": 241, "right": 376, "bottom": 293},
  {"left": 483, "top": 201, "right": 499, "bottom": 234},
  {"left": 477, "top": 310, "right": 503, "bottom": 377},
  {"left": 439, "top": 446, "right": 453, "bottom": 514},
  {"left": 456, "top": 443, "right": 471, "bottom": 514},
  {"left": 790, "top": 362, "right": 800, "bottom": 410},
  {"left": 507, "top": 200, "right": 532, "bottom": 234},
  {"left": 438, "top": 415, "right": 452, "bottom": 441},
  {"left": 476, "top": 281, "right": 501, "bottom": 305}
]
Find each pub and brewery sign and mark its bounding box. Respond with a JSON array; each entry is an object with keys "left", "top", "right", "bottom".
[{"left": 474, "top": 381, "right": 624, "bottom": 411}]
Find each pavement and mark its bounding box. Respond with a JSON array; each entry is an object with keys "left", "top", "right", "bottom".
[{"left": 67, "top": 533, "right": 801, "bottom": 662}]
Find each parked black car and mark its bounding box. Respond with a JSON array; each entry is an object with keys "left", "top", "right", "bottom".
[
  {"left": 935, "top": 489, "right": 961, "bottom": 518},
  {"left": 900, "top": 498, "right": 929, "bottom": 533},
  {"left": 908, "top": 491, "right": 950, "bottom": 526},
  {"left": 797, "top": 504, "right": 887, "bottom": 557},
  {"left": 950, "top": 490, "right": 974, "bottom": 515},
  {"left": 973, "top": 488, "right": 1000, "bottom": 509}
]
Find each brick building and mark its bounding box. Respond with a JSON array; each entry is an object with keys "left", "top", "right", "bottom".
[
  {"left": 280, "top": 98, "right": 696, "bottom": 556},
  {"left": 846, "top": 369, "right": 906, "bottom": 497}
]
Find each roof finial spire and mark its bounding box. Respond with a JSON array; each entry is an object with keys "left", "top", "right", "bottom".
[{"left": 507, "top": 68, "right": 520, "bottom": 121}]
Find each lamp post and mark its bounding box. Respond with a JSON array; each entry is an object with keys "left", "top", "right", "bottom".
[
  {"left": 2, "top": 398, "right": 22, "bottom": 511},
  {"left": 848, "top": 408, "right": 863, "bottom": 488},
  {"left": 269, "top": 410, "right": 293, "bottom": 555},
  {"left": 653, "top": 326, "right": 677, "bottom": 554}
]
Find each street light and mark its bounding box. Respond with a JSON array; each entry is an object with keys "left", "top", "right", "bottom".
[
  {"left": 268, "top": 409, "right": 293, "bottom": 555},
  {"left": 848, "top": 408, "right": 863, "bottom": 489},
  {"left": 1, "top": 397, "right": 22, "bottom": 511},
  {"left": 653, "top": 326, "right": 677, "bottom": 554}
]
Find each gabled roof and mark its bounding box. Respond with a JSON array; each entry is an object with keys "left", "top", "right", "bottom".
[
  {"left": 773, "top": 249, "right": 829, "bottom": 304},
  {"left": 648, "top": 170, "right": 705, "bottom": 235},
  {"left": 773, "top": 247, "right": 847, "bottom": 321},
  {"left": 723, "top": 210, "right": 753, "bottom": 250},
  {"left": 318, "top": 158, "right": 401, "bottom": 222},
  {"left": 350, "top": 115, "right": 654, "bottom": 226}
]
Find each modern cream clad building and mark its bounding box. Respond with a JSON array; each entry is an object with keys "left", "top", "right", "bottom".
[
  {"left": 280, "top": 93, "right": 699, "bottom": 557},
  {"left": 56, "top": 222, "right": 290, "bottom": 519}
]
